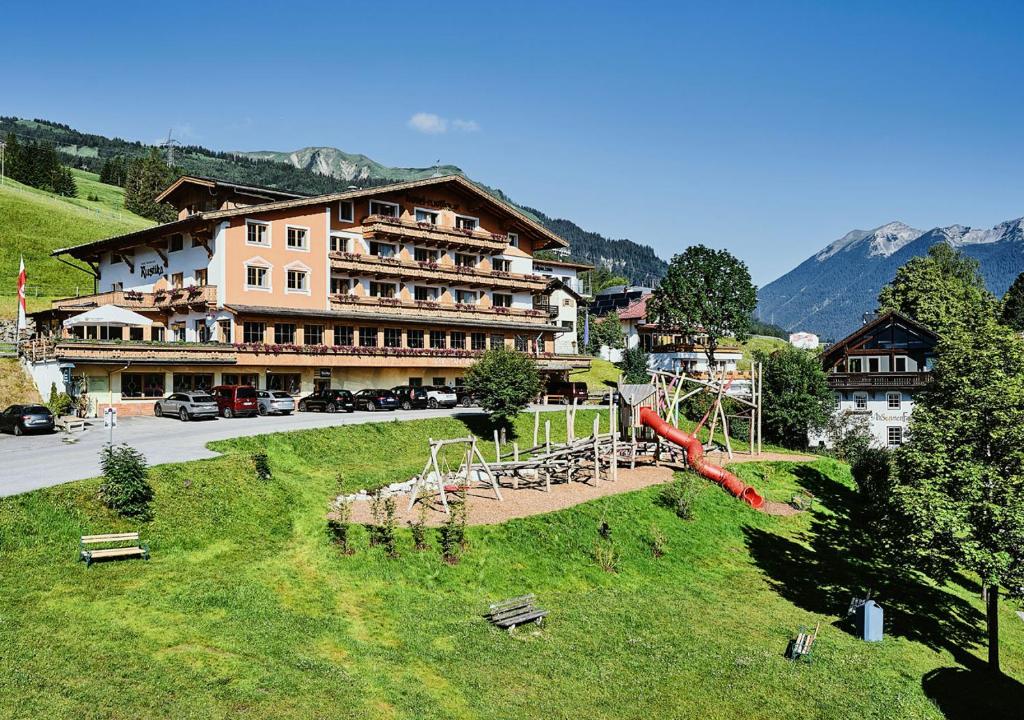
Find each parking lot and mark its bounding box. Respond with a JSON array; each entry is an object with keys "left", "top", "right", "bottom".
[{"left": 0, "top": 405, "right": 514, "bottom": 497}]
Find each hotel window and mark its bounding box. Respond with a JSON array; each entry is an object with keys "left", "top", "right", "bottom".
[
  {"left": 151, "top": 326, "right": 165, "bottom": 342},
  {"left": 853, "top": 392, "right": 868, "bottom": 410},
  {"left": 384, "top": 328, "right": 401, "bottom": 348},
  {"left": 266, "top": 373, "right": 301, "bottom": 394},
  {"left": 246, "top": 221, "right": 269, "bottom": 245},
  {"left": 369, "top": 281, "right": 396, "bottom": 298},
  {"left": 515, "top": 334, "right": 528, "bottom": 352},
  {"left": 129, "top": 327, "right": 144, "bottom": 342},
  {"left": 455, "top": 215, "right": 478, "bottom": 231},
  {"left": 286, "top": 269, "right": 309, "bottom": 293},
  {"left": 490, "top": 334, "right": 504, "bottom": 349},
  {"left": 193, "top": 319, "right": 211, "bottom": 342},
  {"left": 338, "top": 200, "right": 354, "bottom": 222},
  {"left": 868, "top": 357, "right": 880, "bottom": 373},
  {"left": 493, "top": 293, "right": 512, "bottom": 308},
  {"left": 454, "top": 253, "right": 477, "bottom": 268},
  {"left": 169, "top": 234, "right": 184, "bottom": 252},
  {"left": 369, "top": 200, "right": 399, "bottom": 217},
  {"left": 305, "top": 325, "right": 324, "bottom": 346},
  {"left": 274, "top": 323, "right": 296, "bottom": 344},
  {"left": 359, "top": 327, "right": 378, "bottom": 347},
  {"left": 330, "top": 277, "right": 350, "bottom": 295},
  {"left": 286, "top": 226, "right": 309, "bottom": 250},
  {"left": 432, "top": 377, "right": 446, "bottom": 387},
  {"left": 451, "top": 331, "right": 466, "bottom": 350},
  {"left": 330, "top": 234, "right": 348, "bottom": 252},
  {"left": 415, "top": 208, "right": 439, "bottom": 224},
  {"left": 246, "top": 265, "right": 270, "bottom": 290},
  {"left": 414, "top": 247, "right": 438, "bottom": 263},
  {"left": 407, "top": 329, "right": 424, "bottom": 349},
  {"left": 121, "top": 372, "right": 165, "bottom": 399},
  {"left": 221, "top": 373, "right": 259, "bottom": 387},
  {"left": 217, "top": 320, "right": 231, "bottom": 342},
  {"left": 333, "top": 325, "right": 353, "bottom": 346},
  {"left": 430, "top": 331, "right": 446, "bottom": 349},
  {"left": 894, "top": 356, "right": 907, "bottom": 372},
  {"left": 414, "top": 286, "right": 438, "bottom": 302},
  {"left": 243, "top": 322, "right": 265, "bottom": 344},
  {"left": 847, "top": 357, "right": 862, "bottom": 373},
  {"left": 171, "top": 272, "right": 184, "bottom": 289},
  {"left": 172, "top": 323, "right": 186, "bottom": 342},
  {"left": 492, "top": 258, "right": 510, "bottom": 272},
  {"left": 887, "top": 392, "right": 901, "bottom": 410},
  {"left": 508, "top": 232, "right": 519, "bottom": 248},
  {"left": 471, "top": 332, "right": 487, "bottom": 350},
  {"left": 173, "top": 373, "right": 214, "bottom": 393},
  {"left": 408, "top": 377, "right": 423, "bottom": 387},
  {"left": 194, "top": 268, "right": 207, "bottom": 285},
  {"left": 887, "top": 426, "right": 904, "bottom": 447},
  {"left": 834, "top": 392, "right": 842, "bottom": 409},
  {"left": 454, "top": 289, "right": 477, "bottom": 304},
  {"left": 561, "top": 320, "right": 574, "bottom": 332},
  {"left": 369, "top": 241, "right": 396, "bottom": 258}
]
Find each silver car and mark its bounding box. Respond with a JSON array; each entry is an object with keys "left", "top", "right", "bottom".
[
  {"left": 154, "top": 392, "right": 219, "bottom": 421},
  {"left": 256, "top": 390, "right": 295, "bottom": 416}
]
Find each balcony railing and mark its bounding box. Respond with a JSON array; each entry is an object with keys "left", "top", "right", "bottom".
[
  {"left": 362, "top": 215, "right": 508, "bottom": 254},
  {"left": 827, "top": 372, "right": 931, "bottom": 389},
  {"left": 51, "top": 286, "right": 218, "bottom": 312},
  {"left": 330, "top": 253, "right": 548, "bottom": 292},
  {"left": 330, "top": 294, "right": 551, "bottom": 324}
]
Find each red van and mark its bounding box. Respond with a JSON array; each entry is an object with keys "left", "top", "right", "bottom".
[{"left": 210, "top": 385, "right": 259, "bottom": 418}]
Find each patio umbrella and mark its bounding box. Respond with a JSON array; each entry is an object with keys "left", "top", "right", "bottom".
[{"left": 62, "top": 304, "right": 153, "bottom": 328}]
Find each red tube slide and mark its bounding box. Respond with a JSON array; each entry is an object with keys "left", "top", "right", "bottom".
[{"left": 639, "top": 406, "right": 764, "bottom": 509}]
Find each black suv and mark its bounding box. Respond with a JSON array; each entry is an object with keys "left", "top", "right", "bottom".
[
  {"left": 391, "top": 385, "right": 429, "bottom": 410},
  {"left": 353, "top": 389, "right": 399, "bottom": 411},
  {"left": 297, "top": 389, "right": 355, "bottom": 413}
]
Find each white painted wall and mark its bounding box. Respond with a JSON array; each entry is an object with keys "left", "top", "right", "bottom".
[
  {"left": 21, "top": 357, "right": 67, "bottom": 399},
  {"left": 97, "top": 234, "right": 215, "bottom": 292},
  {"left": 809, "top": 389, "right": 916, "bottom": 449}
]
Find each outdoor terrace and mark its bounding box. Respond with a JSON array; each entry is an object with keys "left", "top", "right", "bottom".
[
  {"left": 361, "top": 215, "right": 509, "bottom": 254},
  {"left": 49, "top": 286, "right": 218, "bottom": 313},
  {"left": 827, "top": 372, "right": 931, "bottom": 389},
  {"left": 329, "top": 253, "right": 549, "bottom": 292},
  {"left": 329, "top": 294, "right": 552, "bottom": 325}
]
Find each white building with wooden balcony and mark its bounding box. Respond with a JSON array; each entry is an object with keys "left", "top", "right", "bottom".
[{"left": 25, "top": 175, "right": 590, "bottom": 415}]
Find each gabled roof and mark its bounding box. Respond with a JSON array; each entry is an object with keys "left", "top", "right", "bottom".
[
  {"left": 154, "top": 175, "right": 308, "bottom": 205},
  {"left": 820, "top": 310, "right": 938, "bottom": 365},
  {"left": 544, "top": 277, "right": 585, "bottom": 302},
  {"left": 618, "top": 294, "right": 652, "bottom": 321},
  {"left": 532, "top": 256, "right": 594, "bottom": 271}
]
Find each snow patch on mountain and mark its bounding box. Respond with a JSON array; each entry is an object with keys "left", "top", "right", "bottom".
[{"left": 814, "top": 222, "right": 923, "bottom": 261}]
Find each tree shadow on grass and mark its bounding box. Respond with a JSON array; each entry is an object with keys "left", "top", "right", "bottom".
[
  {"left": 922, "top": 664, "right": 1024, "bottom": 719},
  {"left": 742, "top": 464, "right": 985, "bottom": 655}
]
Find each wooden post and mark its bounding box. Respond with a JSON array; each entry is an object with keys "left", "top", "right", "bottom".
[
  {"left": 471, "top": 440, "right": 502, "bottom": 501},
  {"left": 545, "top": 420, "right": 551, "bottom": 453},
  {"left": 593, "top": 415, "right": 601, "bottom": 483},
  {"left": 611, "top": 430, "right": 618, "bottom": 482},
  {"left": 494, "top": 429, "right": 501, "bottom": 462},
  {"left": 718, "top": 400, "right": 733, "bottom": 459},
  {"left": 533, "top": 409, "right": 540, "bottom": 448},
  {"left": 757, "top": 362, "right": 763, "bottom": 455},
  {"left": 432, "top": 442, "right": 450, "bottom": 514}
]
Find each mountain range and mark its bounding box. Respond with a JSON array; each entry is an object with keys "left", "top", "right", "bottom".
[
  {"left": 758, "top": 217, "right": 1024, "bottom": 340},
  {"left": 0, "top": 117, "right": 668, "bottom": 283}
]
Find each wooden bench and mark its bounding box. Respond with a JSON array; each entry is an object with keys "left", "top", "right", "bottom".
[
  {"left": 485, "top": 594, "right": 548, "bottom": 632},
  {"left": 79, "top": 532, "right": 150, "bottom": 567},
  {"left": 787, "top": 622, "right": 819, "bottom": 662}
]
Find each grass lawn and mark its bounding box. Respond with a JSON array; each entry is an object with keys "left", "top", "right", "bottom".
[
  {"left": 0, "top": 172, "right": 152, "bottom": 319},
  {"left": 0, "top": 411, "right": 1020, "bottom": 719},
  {"left": 569, "top": 357, "right": 620, "bottom": 393},
  {"left": 0, "top": 358, "right": 42, "bottom": 406},
  {"left": 738, "top": 335, "right": 789, "bottom": 371}
]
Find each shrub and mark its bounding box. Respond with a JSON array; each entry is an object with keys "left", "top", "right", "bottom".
[
  {"left": 464, "top": 347, "right": 540, "bottom": 429},
  {"left": 438, "top": 492, "right": 467, "bottom": 564},
  {"left": 593, "top": 540, "right": 619, "bottom": 573},
  {"left": 98, "top": 444, "right": 153, "bottom": 518},
  {"left": 659, "top": 474, "right": 702, "bottom": 520},
  {"left": 47, "top": 383, "right": 74, "bottom": 417},
  {"left": 851, "top": 447, "right": 897, "bottom": 529},
  {"left": 380, "top": 495, "right": 398, "bottom": 557},
  {"left": 648, "top": 524, "right": 668, "bottom": 558},
  {"left": 825, "top": 412, "right": 873, "bottom": 464},
  {"left": 409, "top": 502, "right": 429, "bottom": 550},
  {"left": 617, "top": 346, "right": 651, "bottom": 384},
  {"left": 328, "top": 500, "right": 354, "bottom": 554},
  {"left": 86, "top": 193, "right": 100, "bottom": 202},
  {"left": 252, "top": 452, "right": 272, "bottom": 482}
]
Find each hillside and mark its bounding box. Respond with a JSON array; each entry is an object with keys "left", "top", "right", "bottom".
[
  {"left": 0, "top": 169, "right": 153, "bottom": 318},
  {"left": 2, "top": 117, "right": 668, "bottom": 284},
  {"left": 758, "top": 217, "right": 1024, "bottom": 340}
]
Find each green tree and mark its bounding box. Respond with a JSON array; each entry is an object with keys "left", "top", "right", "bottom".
[
  {"left": 647, "top": 245, "right": 756, "bottom": 366},
  {"left": 99, "top": 444, "right": 154, "bottom": 518},
  {"left": 1000, "top": 271, "right": 1024, "bottom": 332},
  {"left": 878, "top": 243, "right": 995, "bottom": 335},
  {"left": 464, "top": 347, "right": 541, "bottom": 429},
  {"left": 754, "top": 346, "right": 833, "bottom": 449},
  {"left": 891, "top": 314, "right": 1024, "bottom": 671},
  {"left": 582, "top": 266, "right": 631, "bottom": 294},
  {"left": 618, "top": 345, "right": 651, "bottom": 384},
  {"left": 124, "top": 148, "right": 176, "bottom": 222}
]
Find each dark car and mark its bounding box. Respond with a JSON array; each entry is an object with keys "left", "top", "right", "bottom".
[
  {"left": 210, "top": 385, "right": 259, "bottom": 418},
  {"left": 297, "top": 389, "right": 355, "bottom": 413},
  {"left": 547, "top": 380, "right": 589, "bottom": 404},
  {"left": 390, "top": 385, "right": 429, "bottom": 410},
  {"left": 353, "top": 388, "right": 399, "bottom": 411},
  {"left": 0, "top": 404, "right": 55, "bottom": 435},
  {"left": 153, "top": 392, "right": 219, "bottom": 421},
  {"left": 453, "top": 385, "right": 481, "bottom": 407}
]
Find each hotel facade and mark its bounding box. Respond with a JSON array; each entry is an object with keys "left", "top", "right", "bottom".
[{"left": 25, "top": 175, "right": 590, "bottom": 415}]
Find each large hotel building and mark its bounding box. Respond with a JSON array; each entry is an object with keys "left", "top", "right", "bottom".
[{"left": 25, "top": 175, "right": 591, "bottom": 414}]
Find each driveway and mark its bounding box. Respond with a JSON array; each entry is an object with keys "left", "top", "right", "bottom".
[{"left": 0, "top": 406, "right": 516, "bottom": 497}]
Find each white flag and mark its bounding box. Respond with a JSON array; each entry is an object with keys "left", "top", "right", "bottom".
[{"left": 16, "top": 256, "right": 27, "bottom": 331}]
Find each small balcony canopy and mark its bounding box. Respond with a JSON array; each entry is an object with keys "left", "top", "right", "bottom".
[{"left": 62, "top": 304, "right": 154, "bottom": 328}]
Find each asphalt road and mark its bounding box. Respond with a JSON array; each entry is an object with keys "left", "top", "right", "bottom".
[{"left": 0, "top": 405, "right": 517, "bottom": 497}]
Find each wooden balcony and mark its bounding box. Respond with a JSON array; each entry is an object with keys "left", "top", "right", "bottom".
[
  {"left": 21, "top": 338, "right": 237, "bottom": 364},
  {"left": 330, "top": 294, "right": 551, "bottom": 326},
  {"left": 329, "top": 253, "right": 549, "bottom": 292},
  {"left": 827, "top": 372, "right": 931, "bottom": 389},
  {"left": 361, "top": 215, "right": 508, "bottom": 254},
  {"left": 50, "top": 286, "right": 218, "bottom": 313}
]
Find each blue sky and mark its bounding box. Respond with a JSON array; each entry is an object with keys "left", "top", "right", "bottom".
[{"left": 4, "top": 1, "right": 1022, "bottom": 285}]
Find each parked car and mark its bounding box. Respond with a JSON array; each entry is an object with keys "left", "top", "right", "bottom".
[
  {"left": 353, "top": 388, "right": 399, "bottom": 411},
  {"left": 390, "top": 385, "right": 429, "bottom": 410},
  {"left": 210, "top": 385, "right": 259, "bottom": 418},
  {"left": 423, "top": 385, "right": 459, "bottom": 409},
  {"left": 453, "top": 385, "right": 481, "bottom": 407},
  {"left": 297, "top": 389, "right": 355, "bottom": 413},
  {"left": 546, "top": 380, "right": 589, "bottom": 404},
  {"left": 256, "top": 390, "right": 296, "bottom": 416},
  {"left": 0, "top": 404, "right": 55, "bottom": 435},
  {"left": 153, "top": 392, "right": 219, "bottom": 421}
]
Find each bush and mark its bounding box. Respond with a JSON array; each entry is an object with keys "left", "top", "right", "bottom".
[
  {"left": 465, "top": 347, "right": 541, "bottom": 429},
  {"left": 437, "top": 492, "right": 467, "bottom": 564},
  {"left": 328, "top": 500, "right": 354, "bottom": 554},
  {"left": 647, "top": 524, "right": 668, "bottom": 558},
  {"left": 825, "top": 412, "right": 873, "bottom": 464},
  {"left": 98, "top": 444, "right": 153, "bottom": 518},
  {"left": 252, "top": 452, "right": 272, "bottom": 482},
  {"left": 409, "top": 502, "right": 429, "bottom": 550},
  {"left": 593, "top": 540, "right": 619, "bottom": 573},
  {"left": 658, "top": 474, "right": 702, "bottom": 520},
  {"left": 46, "top": 382, "right": 74, "bottom": 417},
  {"left": 851, "top": 448, "right": 895, "bottom": 518},
  {"left": 617, "top": 346, "right": 651, "bottom": 384}
]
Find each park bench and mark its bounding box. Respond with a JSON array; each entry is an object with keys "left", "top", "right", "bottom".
[
  {"left": 787, "top": 622, "right": 819, "bottom": 662},
  {"left": 485, "top": 594, "right": 548, "bottom": 632},
  {"left": 79, "top": 532, "right": 150, "bottom": 567}
]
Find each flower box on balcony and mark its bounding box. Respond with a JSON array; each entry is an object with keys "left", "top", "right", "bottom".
[
  {"left": 377, "top": 297, "right": 401, "bottom": 307},
  {"left": 417, "top": 261, "right": 439, "bottom": 271}
]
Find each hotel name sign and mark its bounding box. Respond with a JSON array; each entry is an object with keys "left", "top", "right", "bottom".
[{"left": 872, "top": 411, "right": 910, "bottom": 424}]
